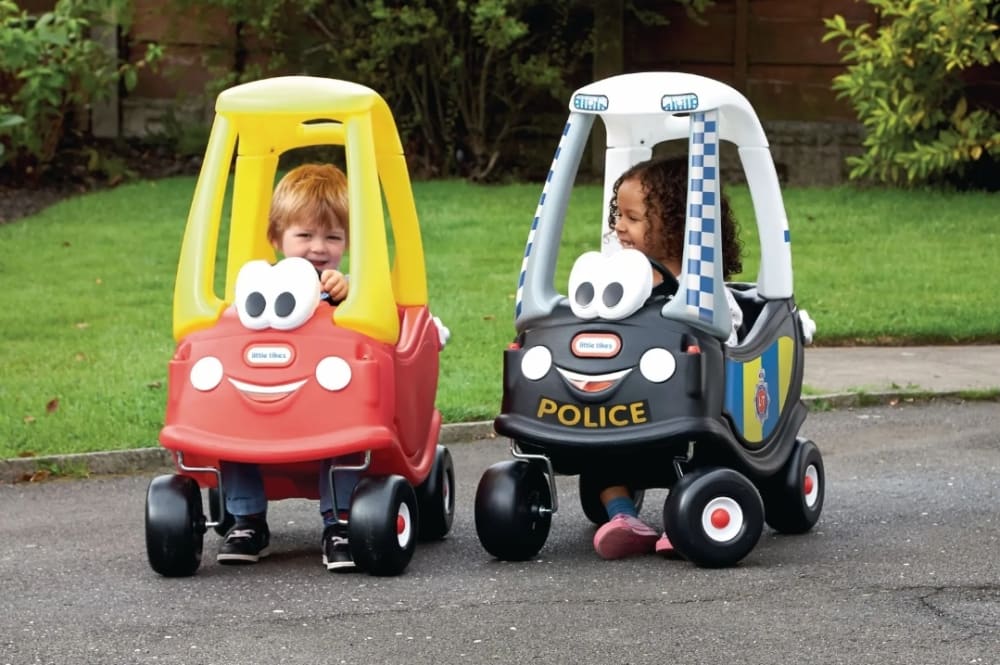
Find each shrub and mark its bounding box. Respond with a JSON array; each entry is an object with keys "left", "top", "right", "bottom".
[
  {"left": 0, "top": 0, "right": 162, "bottom": 180},
  {"left": 0, "top": 104, "right": 24, "bottom": 160},
  {"left": 823, "top": 0, "right": 1000, "bottom": 187},
  {"left": 187, "top": 0, "right": 712, "bottom": 181}
]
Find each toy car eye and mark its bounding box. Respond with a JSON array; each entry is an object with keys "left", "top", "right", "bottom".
[
  {"left": 234, "top": 260, "right": 275, "bottom": 330},
  {"left": 602, "top": 281, "right": 624, "bottom": 308},
  {"left": 233, "top": 258, "right": 321, "bottom": 331},
  {"left": 568, "top": 251, "right": 604, "bottom": 319},
  {"left": 269, "top": 258, "right": 321, "bottom": 330},
  {"left": 597, "top": 249, "right": 651, "bottom": 320}
]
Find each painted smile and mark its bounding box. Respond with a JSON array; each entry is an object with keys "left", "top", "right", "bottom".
[
  {"left": 227, "top": 377, "right": 308, "bottom": 403},
  {"left": 555, "top": 367, "right": 632, "bottom": 393}
]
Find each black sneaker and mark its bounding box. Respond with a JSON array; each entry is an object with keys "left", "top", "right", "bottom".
[
  {"left": 322, "top": 524, "right": 356, "bottom": 572},
  {"left": 217, "top": 519, "right": 270, "bottom": 564}
]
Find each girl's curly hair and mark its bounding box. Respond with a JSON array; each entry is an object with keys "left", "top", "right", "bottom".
[{"left": 607, "top": 155, "right": 743, "bottom": 278}]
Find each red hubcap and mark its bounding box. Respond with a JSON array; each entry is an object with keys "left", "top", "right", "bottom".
[
  {"left": 710, "top": 508, "right": 730, "bottom": 529},
  {"left": 803, "top": 475, "right": 814, "bottom": 495},
  {"left": 396, "top": 514, "right": 405, "bottom": 534}
]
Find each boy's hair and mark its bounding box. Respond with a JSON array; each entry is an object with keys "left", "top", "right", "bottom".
[
  {"left": 267, "top": 163, "right": 349, "bottom": 245},
  {"left": 607, "top": 155, "right": 743, "bottom": 278}
]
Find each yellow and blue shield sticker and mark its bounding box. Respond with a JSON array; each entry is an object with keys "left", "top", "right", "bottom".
[{"left": 725, "top": 336, "right": 794, "bottom": 445}]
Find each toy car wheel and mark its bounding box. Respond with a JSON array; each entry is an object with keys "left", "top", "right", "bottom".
[
  {"left": 474, "top": 460, "right": 552, "bottom": 561},
  {"left": 663, "top": 467, "right": 764, "bottom": 568},
  {"left": 208, "top": 486, "right": 235, "bottom": 536},
  {"left": 578, "top": 473, "right": 645, "bottom": 526},
  {"left": 415, "top": 445, "right": 455, "bottom": 541},
  {"left": 760, "top": 438, "right": 824, "bottom": 534},
  {"left": 349, "top": 475, "right": 418, "bottom": 576},
  {"left": 145, "top": 474, "right": 205, "bottom": 577}
]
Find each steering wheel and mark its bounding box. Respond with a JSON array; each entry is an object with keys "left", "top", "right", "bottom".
[{"left": 648, "top": 257, "right": 680, "bottom": 298}]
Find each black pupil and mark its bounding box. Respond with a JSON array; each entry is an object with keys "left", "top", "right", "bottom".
[
  {"left": 603, "top": 282, "right": 623, "bottom": 307},
  {"left": 246, "top": 292, "right": 266, "bottom": 317},
  {"left": 275, "top": 292, "right": 296, "bottom": 318},
  {"left": 575, "top": 282, "right": 595, "bottom": 306}
]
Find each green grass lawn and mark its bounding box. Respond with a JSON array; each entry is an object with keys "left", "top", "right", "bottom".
[{"left": 1, "top": 177, "right": 998, "bottom": 458}]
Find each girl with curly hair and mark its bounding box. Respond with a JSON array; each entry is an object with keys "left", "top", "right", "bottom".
[{"left": 594, "top": 155, "right": 746, "bottom": 560}]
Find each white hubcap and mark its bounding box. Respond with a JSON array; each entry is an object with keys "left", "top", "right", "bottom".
[
  {"left": 396, "top": 502, "right": 412, "bottom": 548},
  {"left": 804, "top": 465, "right": 820, "bottom": 508},
  {"left": 701, "top": 497, "right": 744, "bottom": 542}
]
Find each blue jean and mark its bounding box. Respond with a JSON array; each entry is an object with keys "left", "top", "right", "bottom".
[{"left": 220, "top": 458, "right": 360, "bottom": 520}]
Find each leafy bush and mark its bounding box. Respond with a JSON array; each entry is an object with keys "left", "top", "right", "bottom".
[
  {"left": 0, "top": 104, "right": 24, "bottom": 160},
  {"left": 0, "top": 0, "right": 162, "bottom": 180},
  {"left": 823, "top": 0, "right": 1000, "bottom": 187},
  {"left": 188, "top": 0, "right": 711, "bottom": 181}
]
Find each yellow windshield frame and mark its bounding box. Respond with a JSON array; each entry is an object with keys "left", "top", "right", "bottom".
[{"left": 172, "top": 77, "right": 428, "bottom": 344}]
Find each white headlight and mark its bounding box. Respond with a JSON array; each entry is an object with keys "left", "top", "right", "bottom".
[
  {"left": 520, "top": 346, "right": 552, "bottom": 381},
  {"left": 639, "top": 348, "right": 675, "bottom": 383},
  {"left": 316, "top": 356, "right": 352, "bottom": 391},
  {"left": 190, "top": 356, "right": 224, "bottom": 391}
]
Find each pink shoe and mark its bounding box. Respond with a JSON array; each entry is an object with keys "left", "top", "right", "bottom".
[
  {"left": 654, "top": 532, "right": 675, "bottom": 555},
  {"left": 593, "top": 514, "right": 658, "bottom": 560}
]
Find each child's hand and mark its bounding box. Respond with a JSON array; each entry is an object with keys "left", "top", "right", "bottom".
[{"left": 319, "top": 269, "right": 349, "bottom": 302}]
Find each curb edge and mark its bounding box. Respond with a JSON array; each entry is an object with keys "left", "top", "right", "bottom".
[{"left": 2, "top": 391, "right": 991, "bottom": 484}]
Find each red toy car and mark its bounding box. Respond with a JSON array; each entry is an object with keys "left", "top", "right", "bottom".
[{"left": 145, "top": 77, "right": 453, "bottom": 577}]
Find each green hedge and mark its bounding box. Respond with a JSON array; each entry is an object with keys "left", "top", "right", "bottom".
[{"left": 823, "top": 0, "right": 1000, "bottom": 187}]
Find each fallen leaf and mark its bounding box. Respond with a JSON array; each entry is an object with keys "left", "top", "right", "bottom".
[
  {"left": 29, "top": 469, "right": 51, "bottom": 482},
  {"left": 17, "top": 451, "right": 37, "bottom": 458},
  {"left": 889, "top": 398, "right": 899, "bottom": 406},
  {"left": 46, "top": 398, "right": 59, "bottom": 413},
  {"left": 482, "top": 315, "right": 495, "bottom": 321},
  {"left": 95, "top": 278, "right": 103, "bottom": 285},
  {"left": 74, "top": 353, "right": 87, "bottom": 362},
  {"left": 75, "top": 322, "right": 89, "bottom": 329},
  {"left": 147, "top": 381, "right": 162, "bottom": 389},
  {"left": 23, "top": 415, "right": 36, "bottom": 424}
]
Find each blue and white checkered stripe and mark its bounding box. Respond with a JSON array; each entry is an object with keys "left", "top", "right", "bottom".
[
  {"left": 515, "top": 122, "right": 571, "bottom": 319},
  {"left": 684, "top": 110, "right": 720, "bottom": 323}
]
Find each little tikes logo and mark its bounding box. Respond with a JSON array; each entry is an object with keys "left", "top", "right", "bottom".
[
  {"left": 245, "top": 344, "right": 294, "bottom": 367},
  {"left": 571, "top": 333, "right": 621, "bottom": 358}
]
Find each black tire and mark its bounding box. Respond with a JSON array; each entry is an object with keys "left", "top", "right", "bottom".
[
  {"left": 760, "top": 438, "right": 824, "bottom": 534},
  {"left": 663, "top": 467, "right": 764, "bottom": 568},
  {"left": 349, "top": 475, "right": 418, "bottom": 576},
  {"left": 208, "top": 486, "right": 235, "bottom": 537},
  {"left": 474, "top": 460, "right": 552, "bottom": 561},
  {"left": 578, "top": 473, "right": 645, "bottom": 526},
  {"left": 145, "top": 474, "right": 205, "bottom": 577},
  {"left": 415, "top": 445, "right": 455, "bottom": 541}
]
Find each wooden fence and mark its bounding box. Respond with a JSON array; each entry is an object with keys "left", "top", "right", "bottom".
[
  {"left": 619, "top": 0, "right": 876, "bottom": 121},
  {"left": 596, "top": 0, "right": 879, "bottom": 183},
  {"left": 20, "top": 0, "right": 885, "bottom": 184}
]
